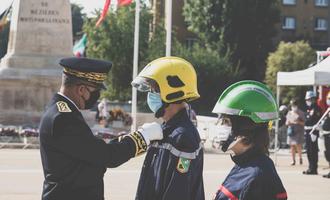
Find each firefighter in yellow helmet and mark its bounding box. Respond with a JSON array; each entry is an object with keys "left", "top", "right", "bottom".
[{"left": 132, "top": 57, "right": 205, "bottom": 200}]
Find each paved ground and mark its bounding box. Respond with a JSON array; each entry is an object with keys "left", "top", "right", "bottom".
[{"left": 0, "top": 149, "right": 329, "bottom": 200}]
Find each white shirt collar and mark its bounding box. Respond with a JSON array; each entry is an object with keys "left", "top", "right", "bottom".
[{"left": 57, "top": 92, "right": 80, "bottom": 111}]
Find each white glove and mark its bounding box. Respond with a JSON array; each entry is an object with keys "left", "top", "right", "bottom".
[
  {"left": 311, "top": 133, "right": 317, "bottom": 142},
  {"left": 313, "top": 124, "right": 321, "bottom": 131},
  {"left": 138, "top": 122, "right": 163, "bottom": 145}
]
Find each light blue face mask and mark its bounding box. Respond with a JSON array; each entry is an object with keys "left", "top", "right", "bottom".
[{"left": 147, "top": 92, "right": 163, "bottom": 113}]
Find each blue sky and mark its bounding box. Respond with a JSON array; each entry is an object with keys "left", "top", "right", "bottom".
[{"left": 0, "top": 0, "right": 111, "bottom": 17}]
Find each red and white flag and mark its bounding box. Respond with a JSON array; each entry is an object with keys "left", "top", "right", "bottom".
[{"left": 96, "top": 0, "right": 111, "bottom": 27}]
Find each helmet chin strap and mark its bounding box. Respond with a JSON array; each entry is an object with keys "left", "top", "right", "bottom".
[
  {"left": 155, "top": 102, "right": 169, "bottom": 118},
  {"left": 221, "top": 134, "right": 245, "bottom": 153},
  {"left": 227, "top": 137, "right": 244, "bottom": 152}
]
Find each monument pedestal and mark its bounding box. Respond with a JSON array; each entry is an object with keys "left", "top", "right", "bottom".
[
  {"left": 0, "top": 0, "right": 73, "bottom": 125},
  {"left": 0, "top": 76, "right": 59, "bottom": 125}
]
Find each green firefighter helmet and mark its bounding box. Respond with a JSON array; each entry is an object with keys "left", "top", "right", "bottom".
[{"left": 212, "top": 80, "right": 279, "bottom": 123}]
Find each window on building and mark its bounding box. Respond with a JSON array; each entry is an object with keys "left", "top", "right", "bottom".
[
  {"left": 315, "top": 0, "right": 328, "bottom": 6},
  {"left": 282, "top": 17, "right": 296, "bottom": 29},
  {"left": 315, "top": 18, "right": 328, "bottom": 30},
  {"left": 283, "top": 0, "right": 296, "bottom": 5}
]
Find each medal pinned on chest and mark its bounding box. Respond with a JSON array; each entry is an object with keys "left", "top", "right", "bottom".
[{"left": 177, "top": 157, "right": 191, "bottom": 173}]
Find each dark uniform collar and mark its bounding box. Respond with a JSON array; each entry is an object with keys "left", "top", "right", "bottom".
[
  {"left": 231, "top": 146, "right": 263, "bottom": 166},
  {"left": 162, "top": 108, "right": 189, "bottom": 128}
]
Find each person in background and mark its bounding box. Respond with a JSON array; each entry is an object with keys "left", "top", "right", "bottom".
[
  {"left": 98, "top": 98, "right": 110, "bottom": 127},
  {"left": 212, "top": 80, "right": 287, "bottom": 200},
  {"left": 279, "top": 105, "right": 288, "bottom": 148},
  {"left": 303, "top": 91, "right": 322, "bottom": 175},
  {"left": 286, "top": 99, "right": 305, "bottom": 166},
  {"left": 279, "top": 105, "right": 288, "bottom": 128}
]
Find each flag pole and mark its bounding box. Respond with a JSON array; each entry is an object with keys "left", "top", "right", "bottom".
[
  {"left": 131, "top": 0, "right": 140, "bottom": 131},
  {"left": 165, "top": 0, "right": 172, "bottom": 56}
]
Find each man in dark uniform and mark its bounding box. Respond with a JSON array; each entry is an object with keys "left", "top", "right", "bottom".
[
  {"left": 303, "top": 91, "right": 322, "bottom": 175},
  {"left": 131, "top": 57, "right": 205, "bottom": 200},
  {"left": 39, "top": 57, "right": 163, "bottom": 200}
]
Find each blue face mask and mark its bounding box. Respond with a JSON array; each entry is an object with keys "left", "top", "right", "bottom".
[{"left": 147, "top": 92, "right": 163, "bottom": 113}]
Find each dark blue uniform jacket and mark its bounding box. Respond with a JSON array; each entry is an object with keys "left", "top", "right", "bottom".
[
  {"left": 214, "top": 148, "right": 287, "bottom": 200},
  {"left": 136, "top": 109, "right": 205, "bottom": 200},
  {"left": 39, "top": 94, "right": 140, "bottom": 200}
]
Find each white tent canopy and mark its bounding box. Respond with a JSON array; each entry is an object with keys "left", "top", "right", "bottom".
[
  {"left": 277, "top": 56, "right": 330, "bottom": 86},
  {"left": 273, "top": 55, "right": 330, "bottom": 164}
]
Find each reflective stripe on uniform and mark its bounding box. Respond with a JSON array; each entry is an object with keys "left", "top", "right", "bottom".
[
  {"left": 150, "top": 142, "right": 203, "bottom": 159},
  {"left": 219, "top": 185, "right": 238, "bottom": 200},
  {"left": 305, "top": 126, "right": 313, "bottom": 130}
]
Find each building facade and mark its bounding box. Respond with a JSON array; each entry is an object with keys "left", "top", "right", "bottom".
[
  {"left": 276, "top": 0, "right": 330, "bottom": 49},
  {"left": 151, "top": 0, "right": 330, "bottom": 50}
]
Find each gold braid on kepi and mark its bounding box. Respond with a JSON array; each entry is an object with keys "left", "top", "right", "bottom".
[
  {"left": 63, "top": 67, "right": 107, "bottom": 83},
  {"left": 59, "top": 57, "right": 112, "bottom": 89},
  {"left": 125, "top": 131, "right": 148, "bottom": 156}
]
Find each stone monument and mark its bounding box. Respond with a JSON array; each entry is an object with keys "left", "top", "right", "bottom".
[{"left": 0, "top": 0, "right": 73, "bottom": 125}]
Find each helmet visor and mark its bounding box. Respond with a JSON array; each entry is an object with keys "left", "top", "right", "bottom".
[
  {"left": 131, "top": 76, "right": 160, "bottom": 93},
  {"left": 131, "top": 76, "right": 151, "bottom": 92}
]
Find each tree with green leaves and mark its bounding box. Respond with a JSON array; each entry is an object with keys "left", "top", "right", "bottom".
[
  {"left": 84, "top": 3, "right": 152, "bottom": 101},
  {"left": 83, "top": 2, "right": 241, "bottom": 114},
  {"left": 265, "top": 41, "right": 315, "bottom": 104},
  {"left": 174, "top": 44, "right": 241, "bottom": 113},
  {"left": 183, "top": 0, "right": 280, "bottom": 80}
]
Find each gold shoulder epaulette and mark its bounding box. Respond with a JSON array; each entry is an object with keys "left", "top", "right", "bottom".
[{"left": 56, "top": 101, "right": 72, "bottom": 113}]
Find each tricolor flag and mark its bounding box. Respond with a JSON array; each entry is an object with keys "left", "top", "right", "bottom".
[
  {"left": 73, "top": 34, "right": 87, "bottom": 57},
  {"left": 118, "top": 0, "right": 132, "bottom": 6},
  {"left": 0, "top": 3, "right": 12, "bottom": 31},
  {"left": 95, "top": 0, "right": 133, "bottom": 27}
]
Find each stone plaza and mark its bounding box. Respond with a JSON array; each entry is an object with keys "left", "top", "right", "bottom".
[{"left": 0, "top": 149, "right": 329, "bottom": 200}]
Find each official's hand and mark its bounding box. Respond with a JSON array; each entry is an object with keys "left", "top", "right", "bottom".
[{"left": 138, "top": 122, "right": 163, "bottom": 145}]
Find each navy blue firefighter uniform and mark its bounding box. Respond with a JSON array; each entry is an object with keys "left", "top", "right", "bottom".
[
  {"left": 214, "top": 147, "right": 287, "bottom": 200},
  {"left": 135, "top": 109, "right": 205, "bottom": 200}
]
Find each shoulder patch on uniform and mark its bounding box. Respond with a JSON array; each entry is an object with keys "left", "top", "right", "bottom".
[
  {"left": 177, "top": 157, "right": 191, "bottom": 173},
  {"left": 56, "top": 101, "right": 72, "bottom": 113}
]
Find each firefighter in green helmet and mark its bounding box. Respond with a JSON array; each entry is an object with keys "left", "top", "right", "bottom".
[{"left": 212, "top": 80, "right": 287, "bottom": 200}]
